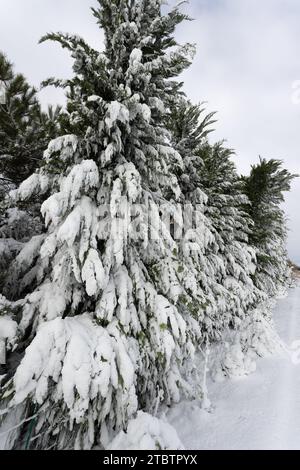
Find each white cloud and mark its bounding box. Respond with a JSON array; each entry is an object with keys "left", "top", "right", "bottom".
[
  {"left": 178, "top": 0, "right": 300, "bottom": 262},
  {"left": 0, "top": 0, "right": 299, "bottom": 261},
  {"left": 0, "top": 0, "right": 101, "bottom": 107}
]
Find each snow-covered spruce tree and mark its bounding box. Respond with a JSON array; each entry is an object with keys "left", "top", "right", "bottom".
[
  {"left": 242, "top": 158, "right": 297, "bottom": 298},
  {"left": 0, "top": 1, "right": 218, "bottom": 450}
]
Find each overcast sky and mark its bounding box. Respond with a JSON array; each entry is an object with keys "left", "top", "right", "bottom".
[{"left": 0, "top": 0, "right": 299, "bottom": 262}]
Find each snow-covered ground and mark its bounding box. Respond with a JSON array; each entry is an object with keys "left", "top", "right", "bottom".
[{"left": 168, "top": 283, "right": 300, "bottom": 450}]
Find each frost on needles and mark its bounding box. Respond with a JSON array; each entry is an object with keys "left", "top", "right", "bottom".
[{"left": 0, "top": 0, "right": 297, "bottom": 450}]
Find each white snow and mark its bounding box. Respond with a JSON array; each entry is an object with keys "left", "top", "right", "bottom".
[
  {"left": 44, "top": 135, "right": 78, "bottom": 163},
  {"left": 167, "top": 283, "right": 300, "bottom": 450},
  {"left": 87, "top": 95, "right": 102, "bottom": 103},
  {"left": 0, "top": 316, "right": 17, "bottom": 342},
  {"left": 107, "top": 411, "right": 184, "bottom": 451},
  {"left": 11, "top": 315, "right": 137, "bottom": 435},
  {"left": 105, "top": 101, "right": 129, "bottom": 130},
  {"left": 82, "top": 248, "right": 106, "bottom": 297},
  {"left": 60, "top": 159, "right": 100, "bottom": 210},
  {"left": 10, "top": 173, "right": 49, "bottom": 202},
  {"left": 129, "top": 48, "right": 143, "bottom": 72}
]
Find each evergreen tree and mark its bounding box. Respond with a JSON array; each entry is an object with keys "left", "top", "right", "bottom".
[
  {"left": 0, "top": 54, "right": 62, "bottom": 294},
  {"left": 0, "top": 0, "right": 217, "bottom": 450},
  {"left": 0, "top": 52, "right": 62, "bottom": 187},
  {"left": 0, "top": 0, "right": 297, "bottom": 452},
  {"left": 167, "top": 99, "right": 216, "bottom": 196},
  {"left": 199, "top": 142, "right": 261, "bottom": 325},
  {"left": 169, "top": 100, "right": 261, "bottom": 337},
  {"left": 168, "top": 99, "right": 290, "bottom": 379},
  {"left": 242, "top": 158, "right": 297, "bottom": 297}
]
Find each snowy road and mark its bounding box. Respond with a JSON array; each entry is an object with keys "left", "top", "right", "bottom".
[{"left": 168, "top": 283, "right": 300, "bottom": 450}]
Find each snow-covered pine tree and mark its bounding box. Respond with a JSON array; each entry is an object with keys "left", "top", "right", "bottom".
[
  {"left": 0, "top": 1, "right": 217, "bottom": 449},
  {"left": 166, "top": 102, "right": 231, "bottom": 344},
  {"left": 0, "top": 52, "right": 59, "bottom": 186},
  {"left": 169, "top": 99, "right": 261, "bottom": 339},
  {"left": 0, "top": 53, "right": 62, "bottom": 296},
  {"left": 168, "top": 99, "right": 286, "bottom": 378},
  {"left": 242, "top": 158, "right": 297, "bottom": 298},
  {"left": 195, "top": 143, "right": 279, "bottom": 374},
  {"left": 197, "top": 142, "right": 263, "bottom": 328},
  {"left": 167, "top": 99, "right": 216, "bottom": 197}
]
